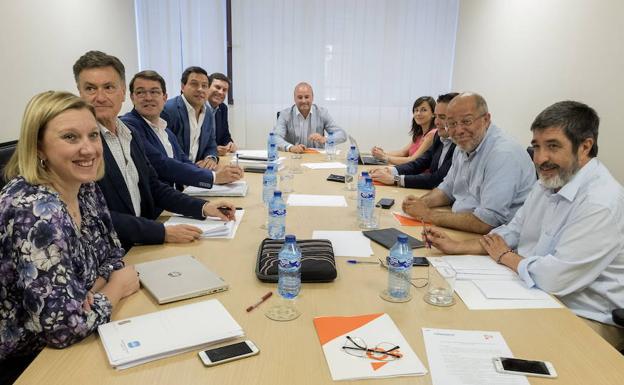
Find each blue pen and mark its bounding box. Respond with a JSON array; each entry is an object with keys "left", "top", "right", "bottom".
[{"left": 347, "top": 259, "right": 379, "bottom": 265}]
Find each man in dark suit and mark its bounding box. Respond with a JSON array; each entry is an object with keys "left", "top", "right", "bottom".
[
  {"left": 206, "top": 72, "right": 237, "bottom": 156},
  {"left": 73, "top": 51, "right": 235, "bottom": 251},
  {"left": 370, "top": 93, "right": 458, "bottom": 189},
  {"left": 161, "top": 66, "right": 218, "bottom": 170},
  {"left": 121, "top": 70, "right": 243, "bottom": 190}
]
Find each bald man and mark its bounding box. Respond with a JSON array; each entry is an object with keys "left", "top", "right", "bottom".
[{"left": 273, "top": 82, "right": 347, "bottom": 153}]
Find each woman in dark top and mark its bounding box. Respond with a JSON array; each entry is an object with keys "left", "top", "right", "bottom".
[{"left": 0, "top": 91, "right": 140, "bottom": 383}]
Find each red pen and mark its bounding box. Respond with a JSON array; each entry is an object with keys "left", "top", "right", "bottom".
[{"left": 246, "top": 291, "right": 273, "bottom": 312}]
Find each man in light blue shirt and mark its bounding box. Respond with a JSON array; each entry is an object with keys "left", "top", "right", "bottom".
[
  {"left": 273, "top": 82, "right": 347, "bottom": 153},
  {"left": 402, "top": 92, "right": 535, "bottom": 234},
  {"left": 426, "top": 101, "right": 624, "bottom": 349}
]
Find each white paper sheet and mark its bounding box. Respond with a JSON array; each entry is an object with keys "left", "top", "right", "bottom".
[
  {"left": 286, "top": 194, "right": 348, "bottom": 207},
  {"left": 164, "top": 210, "right": 244, "bottom": 239},
  {"left": 301, "top": 162, "right": 347, "bottom": 169},
  {"left": 454, "top": 281, "right": 563, "bottom": 310},
  {"left": 183, "top": 181, "right": 248, "bottom": 197},
  {"left": 422, "top": 328, "right": 529, "bottom": 385},
  {"left": 312, "top": 231, "right": 373, "bottom": 258},
  {"left": 472, "top": 280, "right": 552, "bottom": 300}
]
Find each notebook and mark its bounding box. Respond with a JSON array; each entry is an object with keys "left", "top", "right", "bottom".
[
  {"left": 362, "top": 228, "right": 424, "bottom": 249},
  {"left": 98, "top": 299, "right": 244, "bottom": 369},
  {"left": 349, "top": 136, "right": 387, "bottom": 165},
  {"left": 135, "top": 255, "right": 228, "bottom": 304}
]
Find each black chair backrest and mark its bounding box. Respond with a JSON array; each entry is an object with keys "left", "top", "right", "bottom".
[{"left": 0, "top": 140, "right": 18, "bottom": 190}]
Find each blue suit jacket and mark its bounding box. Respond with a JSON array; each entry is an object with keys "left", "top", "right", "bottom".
[
  {"left": 161, "top": 95, "right": 217, "bottom": 162},
  {"left": 214, "top": 103, "right": 233, "bottom": 146},
  {"left": 394, "top": 133, "right": 456, "bottom": 189},
  {"left": 120, "top": 109, "right": 214, "bottom": 189},
  {"left": 97, "top": 123, "right": 206, "bottom": 251}
]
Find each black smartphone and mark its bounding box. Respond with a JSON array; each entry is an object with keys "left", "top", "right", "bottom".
[
  {"left": 412, "top": 257, "right": 430, "bottom": 266},
  {"left": 327, "top": 174, "right": 345, "bottom": 183},
  {"left": 376, "top": 198, "right": 395, "bottom": 209}
]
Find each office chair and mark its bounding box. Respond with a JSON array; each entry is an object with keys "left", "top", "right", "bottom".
[{"left": 0, "top": 140, "right": 18, "bottom": 190}]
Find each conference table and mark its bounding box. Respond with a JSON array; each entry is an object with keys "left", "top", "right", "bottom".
[{"left": 16, "top": 152, "right": 624, "bottom": 385}]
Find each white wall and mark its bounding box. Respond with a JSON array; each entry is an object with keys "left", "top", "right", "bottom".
[
  {"left": 453, "top": 0, "right": 624, "bottom": 182},
  {"left": 0, "top": 0, "right": 138, "bottom": 143}
]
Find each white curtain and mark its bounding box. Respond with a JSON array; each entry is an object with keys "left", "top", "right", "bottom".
[
  {"left": 134, "top": 0, "right": 227, "bottom": 97},
  {"left": 231, "top": 0, "right": 459, "bottom": 150}
]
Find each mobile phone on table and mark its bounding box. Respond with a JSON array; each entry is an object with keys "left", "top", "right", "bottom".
[
  {"left": 327, "top": 174, "right": 346, "bottom": 183},
  {"left": 412, "top": 257, "right": 430, "bottom": 266},
  {"left": 198, "top": 340, "right": 260, "bottom": 367},
  {"left": 492, "top": 357, "right": 557, "bottom": 378},
  {"left": 376, "top": 198, "right": 395, "bottom": 209}
]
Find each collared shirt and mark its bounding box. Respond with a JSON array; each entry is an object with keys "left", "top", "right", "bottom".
[
  {"left": 437, "top": 123, "right": 535, "bottom": 227},
  {"left": 100, "top": 120, "right": 142, "bottom": 216},
  {"left": 492, "top": 159, "right": 624, "bottom": 325},
  {"left": 438, "top": 137, "right": 454, "bottom": 170},
  {"left": 273, "top": 104, "right": 347, "bottom": 151},
  {"left": 142, "top": 116, "right": 174, "bottom": 158},
  {"left": 181, "top": 94, "right": 206, "bottom": 162},
  {"left": 293, "top": 108, "right": 314, "bottom": 147}
]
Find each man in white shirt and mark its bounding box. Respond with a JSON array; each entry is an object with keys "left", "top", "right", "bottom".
[
  {"left": 274, "top": 82, "right": 347, "bottom": 153},
  {"left": 426, "top": 101, "right": 624, "bottom": 349}
]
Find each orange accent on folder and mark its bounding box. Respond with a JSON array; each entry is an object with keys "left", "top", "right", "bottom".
[
  {"left": 371, "top": 362, "right": 389, "bottom": 371},
  {"left": 392, "top": 212, "right": 432, "bottom": 226},
  {"left": 313, "top": 313, "right": 383, "bottom": 346},
  {"left": 372, "top": 180, "right": 385, "bottom": 186},
  {"left": 304, "top": 148, "right": 320, "bottom": 154}
]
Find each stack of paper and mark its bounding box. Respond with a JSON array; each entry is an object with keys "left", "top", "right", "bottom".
[
  {"left": 428, "top": 256, "right": 562, "bottom": 310},
  {"left": 422, "top": 328, "right": 529, "bottom": 385},
  {"left": 235, "top": 150, "right": 284, "bottom": 172},
  {"left": 184, "top": 181, "right": 248, "bottom": 197},
  {"left": 164, "top": 210, "right": 244, "bottom": 239},
  {"left": 314, "top": 313, "right": 427, "bottom": 380},
  {"left": 98, "top": 299, "right": 244, "bottom": 369}
]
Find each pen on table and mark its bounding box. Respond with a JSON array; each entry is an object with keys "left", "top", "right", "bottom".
[
  {"left": 218, "top": 206, "right": 243, "bottom": 214},
  {"left": 246, "top": 291, "right": 273, "bottom": 312},
  {"left": 421, "top": 218, "right": 432, "bottom": 248},
  {"left": 347, "top": 259, "right": 379, "bottom": 265}
]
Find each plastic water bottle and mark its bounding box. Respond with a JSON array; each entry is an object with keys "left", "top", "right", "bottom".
[
  {"left": 345, "top": 145, "right": 359, "bottom": 191},
  {"left": 325, "top": 132, "right": 336, "bottom": 160},
  {"left": 387, "top": 235, "right": 413, "bottom": 299},
  {"left": 267, "top": 132, "right": 276, "bottom": 151},
  {"left": 268, "top": 142, "right": 278, "bottom": 163},
  {"left": 268, "top": 190, "right": 286, "bottom": 239},
  {"left": 278, "top": 234, "right": 301, "bottom": 299},
  {"left": 356, "top": 171, "right": 370, "bottom": 222},
  {"left": 359, "top": 177, "right": 375, "bottom": 228},
  {"left": 262, "top": 164, "right": 277, "bottom": 205}
]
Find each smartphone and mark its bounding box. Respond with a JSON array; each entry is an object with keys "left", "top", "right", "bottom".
[
  {"left": 327, "top": 174, "right": 345, "bottom": 183},
  {"left": 376, "top": 198, "right": 395, "bottom": 209},
  {"left": 412, "top": 257, "right": 430, "bottom": 266},
  {"left": 493, "top": 357, "right": 557, "bottom": 378},
  {"left": 198, "top": 340, "right": 260, "bottom": 367}
]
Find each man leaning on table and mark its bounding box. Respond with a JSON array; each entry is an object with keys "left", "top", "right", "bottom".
[
  {"left": 121, "top": 70, "right": 243, "bottom": 190},
  {"left": 274, "top": 82, "right": 347, "bottom": 153},
  {"left": 73, "top": 51, "right": 236, "bottom": 251},
  {"left": 426, "top": 101, "right": 624, "bottom": 350},
  {"left": 401, "top": 92, "right": 535, "bottom": 234},
  {"left": 370, "top": 92, "right": 458, "bottom": 189}
]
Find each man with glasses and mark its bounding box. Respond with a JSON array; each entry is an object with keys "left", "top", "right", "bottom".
[
  {"left": 121, "top": 70, "right": 243, "bottom": 190},
  {"left": 402, "top": 92, "right": 535, "bottom": 234},
  {"left": 425, "top": 101, "right": 624, "bottom": 350},
  {"left": 370, "top": 92, "right": 458, "bottom": 189},
  {"left": 73, "top": 51, "right": 236, "bottom": 251},
  {"left": 162, "top": 66, "right": 219, "bottom": 169}
]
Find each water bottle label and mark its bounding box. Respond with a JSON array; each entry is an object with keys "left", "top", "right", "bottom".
[
  {"left": 388, "top": 256, "right": 411, "bottom": 268},
  {"left": 278, "top": 259, "right": 301, "bottom": 269},
  {"left": 270, "top": 208, "right": 286, "bottom": 217},
  {"left": 360, "top": 191, "right": 374, "bottom": 199}
]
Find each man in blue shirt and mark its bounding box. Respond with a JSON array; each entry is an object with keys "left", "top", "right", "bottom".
[
  {"left": 121, "top": 70, "right": 243, "bottom": 189},
  {"left": 425, "top": 101, "right": 624, "bottom": 349},
  {"left": 402, "top": 92, "right": 535, "bottom": 234}
]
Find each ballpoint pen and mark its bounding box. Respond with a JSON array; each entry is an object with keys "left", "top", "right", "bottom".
[
  {"left": 246, "top": 291, "right": 273, "bottom": 312},
  {"left": 347, "top": 259, "right": 379, "bottom": 265},
  {"left": 421, "top": 218, "right": 432, "bottom": 249}
]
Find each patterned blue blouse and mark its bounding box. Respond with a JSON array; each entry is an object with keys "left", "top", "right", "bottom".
[{"left": 0, "top": 177, "right": 125, "bottom": 360}]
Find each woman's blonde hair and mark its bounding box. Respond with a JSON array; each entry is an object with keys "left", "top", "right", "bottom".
[{"left": 4, "top": 90, "right": 103, "bottom": 184}]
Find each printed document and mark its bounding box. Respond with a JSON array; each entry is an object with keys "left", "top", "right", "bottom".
[
  {"left": 184, "top": 181, "right": 248, "bottom": 197},
  {"left": 164, "top": 210, "right": 244, "bottom": 239},
  {"left": 422, "top": 328, "right": 529, "bottom": 385}
]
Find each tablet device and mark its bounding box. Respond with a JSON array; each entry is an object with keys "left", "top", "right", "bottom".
[{"left": 362, "top": 228, "right": 424, "bottom": 249}]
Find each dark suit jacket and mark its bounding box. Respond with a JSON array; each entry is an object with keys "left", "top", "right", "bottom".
[
  {"left": 98, "top": 122, "right": 206, "bottom": 251},
  {"left": 161, "top": 95, "right": 217, "bottom": 162},
  {"left": 214, "top": 103, "right": 233, "bottom": 146},
  {"left": 120, "top": 109, "right": 213, "bottom": 189},
  {"left": 394, "top": 133, "right": 456, "bottom": 189}
]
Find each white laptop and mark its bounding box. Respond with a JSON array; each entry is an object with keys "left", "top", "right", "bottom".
[
  {"left": 349, "top": 135, "right": 387, "bottom": 165},
  {"left": 135, "top": 255, "right": 228, "bottom": 304}
]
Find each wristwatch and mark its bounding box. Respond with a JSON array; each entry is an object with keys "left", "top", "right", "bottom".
[{"left": 393, "top": 175, "right": 401, "bottom": 186}]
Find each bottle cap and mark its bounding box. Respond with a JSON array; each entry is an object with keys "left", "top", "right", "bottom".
[
  {"left": 365, "top": 177, "right": 373, "bottom": 183},
  {"left": 398, "top": 235, "right": 408, "bottom": 243},
  {"left": 285, "top": 234, "right": 296, "bottom": 242},
  {"left": 350, "top": 145, "right": 356, "bottom": 150},
  {"left": 267, "top": 164, "right": 274, "bottom": 170},
  {"left": 273, "top": 190, "right": 282, "bottom": 197},
  {"left": 362, "top": 171, "right": 369, "bottom": 176}
]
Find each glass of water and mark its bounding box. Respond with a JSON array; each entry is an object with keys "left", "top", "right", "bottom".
[{"left": 423, "top": 264, "right": 456, "bottom": 306}]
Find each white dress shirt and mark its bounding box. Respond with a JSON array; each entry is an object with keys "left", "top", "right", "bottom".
[
  {"left": 493, "top": 158, "right": 624, "bottom": 325},
  {"left": 142, "top": 116, "right": 174, "bottom": 158},
  {"left": 181, "top": 94, "right": 206, "bottom": 162},
  {"left": 99, "top": 120, "right": 142, "bottom": 216}
]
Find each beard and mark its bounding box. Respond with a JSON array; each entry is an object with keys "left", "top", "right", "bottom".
[{"left": 537, "top": 158, "right": 580, "bottom": 190}]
